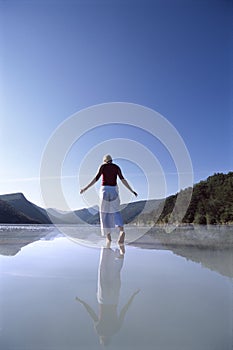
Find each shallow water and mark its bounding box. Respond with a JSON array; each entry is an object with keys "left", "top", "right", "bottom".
[{"left": 0, "top": 226, "right": 232, "bottom": 350}]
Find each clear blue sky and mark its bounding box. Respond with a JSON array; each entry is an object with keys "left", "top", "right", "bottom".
[{"left": 1, "top": 0, "right": 232, "bottom": 210}]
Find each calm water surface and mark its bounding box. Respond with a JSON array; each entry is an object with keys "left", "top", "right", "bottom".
[{"left": 0, "top": 226, "right": 232, "bottom": 350}]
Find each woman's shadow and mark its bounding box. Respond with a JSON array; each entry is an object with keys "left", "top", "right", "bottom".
[{"left": 76, "top": 243, "right": 140, "bottom": 347}]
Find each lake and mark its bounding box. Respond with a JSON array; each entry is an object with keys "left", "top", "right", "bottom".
[{"left": 0, "top": 225, "right": 232, "bottom": 350}]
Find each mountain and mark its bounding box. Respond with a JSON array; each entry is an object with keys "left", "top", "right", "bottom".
[
  {"left": 0, "top": 172, "right": 232, "bottom": 225},
  {"left": 86, "top": 199, "right": 164, "bottom": 225},
  {"left": 0, "top": 199, "right": 40, "bottom": 224},
  {"left": 133, "top": 172, "right": 233, "bottom": 225},
  {"left": 0, "top": 193, "right": 51, "bottom": 224},
  {"left": 47, "top": 207, "right": 97, "bottom": 224},
  {"left": 47, "top": 199, "right": 164, "bottom": 225}
]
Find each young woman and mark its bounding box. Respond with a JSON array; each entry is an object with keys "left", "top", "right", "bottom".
[{"left": 80, "top": 154, "right": 138, "bottom": 243}]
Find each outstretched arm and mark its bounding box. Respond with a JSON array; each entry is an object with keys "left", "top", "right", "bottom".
[
  {"left": 75, "top": 297, "right": 99, "bottom": 323},
  {"left": 119, "top": 289, "right": 140, "bottom": 323},
  {"left": 121, "top": 179, "right": 138, "bottom": 197},
  {"left": 80, "top": 178, "right": 97, "bottom": 194}
]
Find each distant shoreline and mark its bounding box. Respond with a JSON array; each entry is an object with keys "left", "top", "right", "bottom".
[{"left": 0, "top": 223, "right": 232, "bottom": 250}]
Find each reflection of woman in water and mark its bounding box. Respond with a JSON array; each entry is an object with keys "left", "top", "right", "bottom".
[
  {"left": 80, "top": 154, "right": 138, "bottom": 243},
  {"left": 76, "top": 245, "right": 140, "bottom": 346}
]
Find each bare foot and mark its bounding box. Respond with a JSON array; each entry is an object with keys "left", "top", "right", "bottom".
[
  {"left": 106, "top": 240, "right": 111, "bottom": 248},
  {"left": 118, "top": 244, "right": 125, "bottom": 255}
]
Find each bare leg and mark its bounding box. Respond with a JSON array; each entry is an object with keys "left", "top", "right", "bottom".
[
  {"left": 119, "top": 244, "right": 125, "bottom": 256},
  {"left": 118, "top": 226, "right": 125, "bottom": 244},
  {"left": 106, "top": 233, "right": 112, "bottom": 242}
]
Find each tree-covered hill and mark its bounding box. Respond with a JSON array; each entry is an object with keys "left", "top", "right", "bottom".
[
  {"left": 183, "top": 172, "right": 233, "bottom": 224},
  {"left": 133, "top": 172, "right": 233, "bottom": 225}
]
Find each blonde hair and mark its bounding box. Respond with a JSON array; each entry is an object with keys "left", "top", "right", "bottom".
[{"left": 103, "top": 154, "right": 112, "bottom": 163}]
